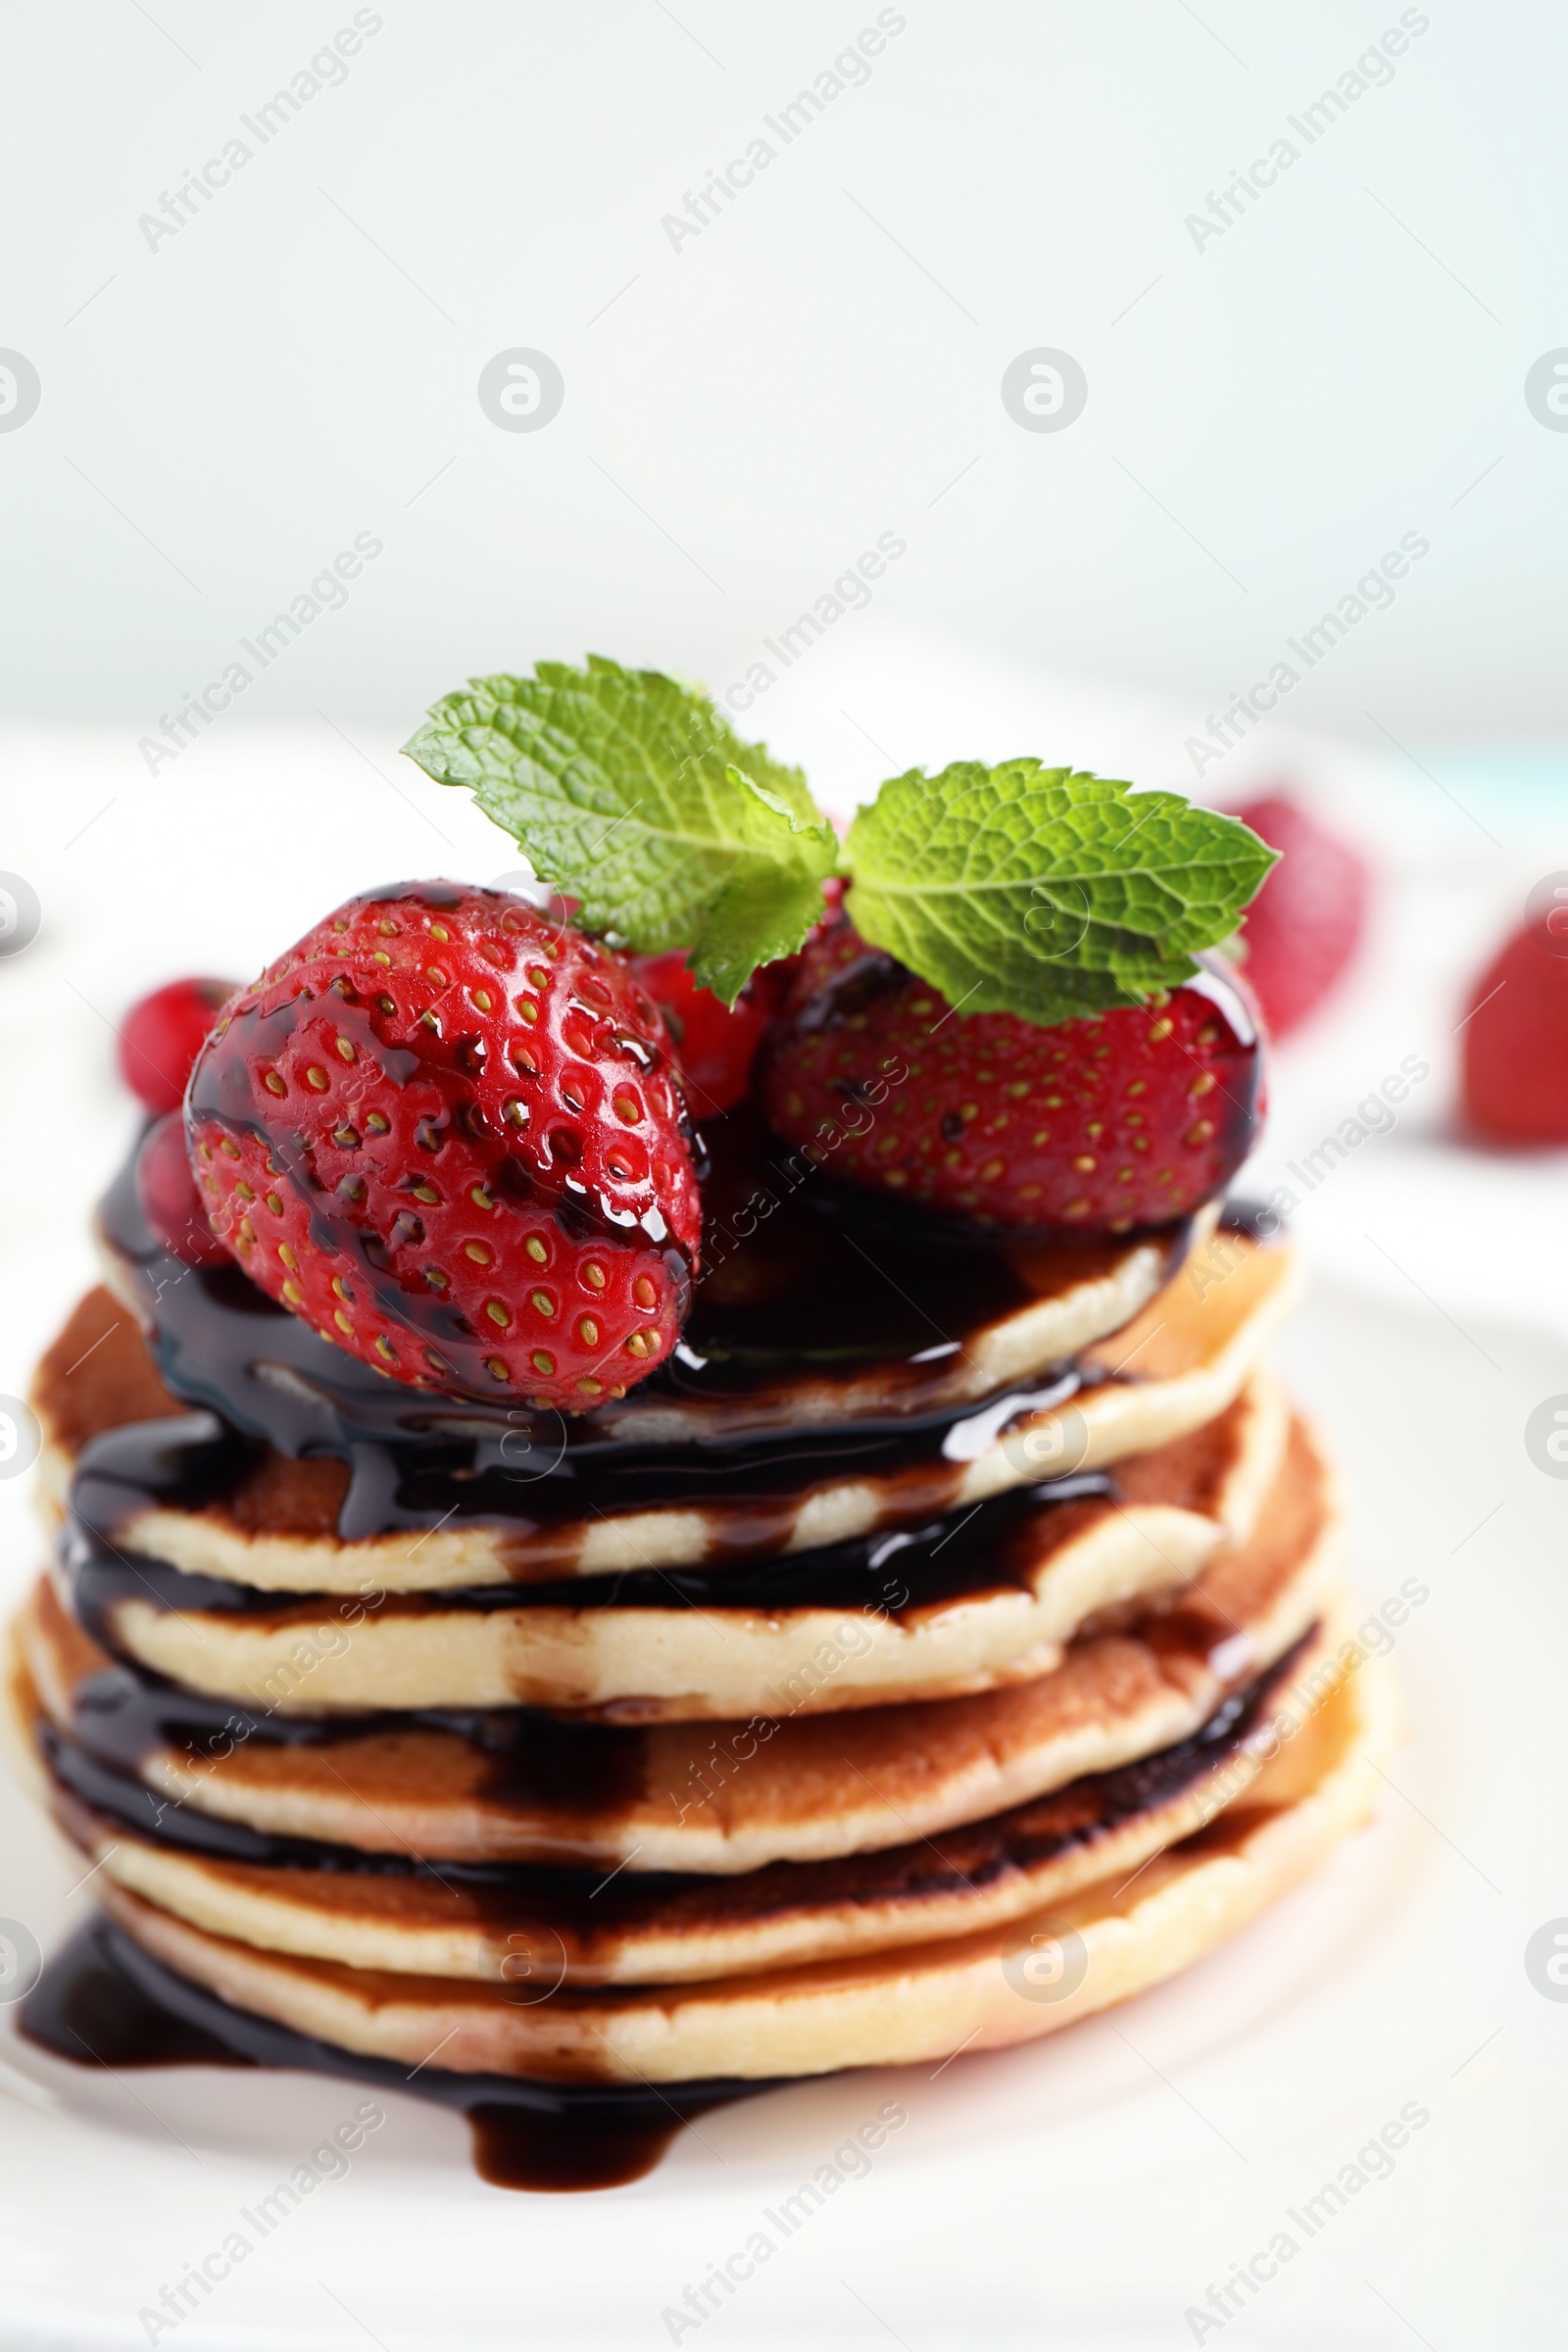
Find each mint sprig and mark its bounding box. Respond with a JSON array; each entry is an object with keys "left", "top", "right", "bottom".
[
  {"left": 403, "top": 660, "right": 1274, "bottom": 1015},
  {"left": 844, "top": 762, "right": 1276, "bottom": 1023},
  {"left": 402, "top": 659, "right": 836, "bottom": 995}
]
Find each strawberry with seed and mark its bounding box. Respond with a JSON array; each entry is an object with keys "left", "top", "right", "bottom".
[
  {"left": 184, "top": 883, "right": 701, "bottom": 1407},
  {"left": 760, "top": 918, "right": 1263, "bottom": 1232}
]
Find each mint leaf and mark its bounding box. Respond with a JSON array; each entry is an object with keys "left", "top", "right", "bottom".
[
  {"left": 734, "top": 766, "right": 828, "bottom": 839},
  {"left": 404, "top": 662, "right": 1273, "bottom": 1023},
  {"left": 843, "top": 763, "right": 1276, "bottom": 1023},
  {"left": 690, "top": 863, "right": 830, "bottom": 1004},
  {"left": 401, "top": 658, "right": 836, "bottom": 1000}
]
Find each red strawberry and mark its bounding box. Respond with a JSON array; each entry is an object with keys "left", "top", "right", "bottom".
[
  {"left": 1460, "top": 919, "right": 1568, "bottom": 1145},
  {"left": 184, "top": 883, "right": 701, "bottom": 1407},
  {"left": 1230, "top": 793, "right": 1369, "bottom": 1038},
  {"left": 136, "top": 1112, "right": 229, "bottom": 1265},
  {"left": 118, "top": 977, "right": 237, "bottom": 1113},
  {"left": 634, "top": 880, "right": 843, "bottom": 1118},
  {"left": 633, "top": 953, "right": 775, "bottom": 1118},
  {"left": 760, "top": 920, "right": 1263, "bottom": 1233}
]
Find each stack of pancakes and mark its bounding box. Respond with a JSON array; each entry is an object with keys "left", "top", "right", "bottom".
[{"left": 8, "top": 1114, "right": 1389, "bottom": 2112}]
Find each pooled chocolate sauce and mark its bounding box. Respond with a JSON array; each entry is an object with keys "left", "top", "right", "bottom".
[
  {"left": 21, "top": 1920, "right": 768, "bottom": 2191},
  {"left": 24, "top": 1918, "right": 251, "bottom": 2069}
]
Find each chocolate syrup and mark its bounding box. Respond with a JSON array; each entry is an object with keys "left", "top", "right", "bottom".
[
  {"left": 60, "top": 1642, "right": 655, "bottom": 1815},
  {"left": 21, "top": 1920, "right": 769, "bottom": 2191},
  {"left": 63, "top": 1462, "right": 1116, "bottom": 1657},
  {"left": 1219, "top": 1197, "right": 1285, "bottom": 1241},
  {"left": 69, "top": 1087, "right": 1215, "bottom": 1579},
  {"left": 67, "top": 1365, "right": 1099, "bottom": 1568},
  {"left": 23, "top": 1917, "right": 251, "bottom": 2069},
  {"left": 98, "top": 1101, "right": 1189, "bottom": 1448},
  {"left": 36, "top": 1639, "right": 1313, "bottom": 1940}
]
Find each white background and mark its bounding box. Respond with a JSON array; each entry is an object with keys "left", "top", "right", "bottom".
[{"left": 1, "top": 0, "right": 1567, "bottom": 746}]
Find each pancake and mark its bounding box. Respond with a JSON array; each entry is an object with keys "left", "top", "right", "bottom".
[
  {"left": 86, "top": 1644, "right": 1393, "bottom": 2081},
  {"left": 37, "top": 1231, "right": 1297, "bottom": 1592},
  {"left": 14, "top": 1409, "right": 1334, "bottom": 1867},
  {"left": 54, "top": 1382, "right": 1303, "bottom": 1721},
  {"left": 30, "top": 1620, "right": 1335, "bottom": 1985}
]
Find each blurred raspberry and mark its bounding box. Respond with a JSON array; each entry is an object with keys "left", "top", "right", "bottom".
[
  {"left": 118, "top": 977, "right": 236, "bottom": 1112},
  {"left": 1460, "top": 914, "right": 1568, "bottom": 1146},
  {"left": 136, "top": 1111, "right": 228, "bottom": 1265}
]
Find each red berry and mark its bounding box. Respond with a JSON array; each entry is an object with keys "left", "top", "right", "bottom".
[
  {"left": 1460, "top": 920, "right": 1568, "bottom": 1145},
  {"left": 1231, "top": 794, "right": 1369, "bottom": 1038},
  {"left": 633, "top": 954, "right": 773, "bottom": 1117},
  {"left": 118, "top": 977, "right": 237, "bottom": 1113},
  {"left": 760, "top": 920, "right": 1264, "bottom": 1233},
  {"left": 136, "top": 1112, "right": 230, "bottom": 1265},
  {"left": 184, "top": 884, "right": 701, "bottom": 1407},
  {"left": 632, "top": 876, "right": 841, "bottom": 1120}
]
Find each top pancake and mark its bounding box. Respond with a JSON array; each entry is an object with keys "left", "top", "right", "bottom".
[{"left": 37, "top": 1225, "right": 1296, "bottom": 1591}]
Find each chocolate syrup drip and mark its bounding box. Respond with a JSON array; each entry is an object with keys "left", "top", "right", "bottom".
[
  {"left": 21, "top": 1920, "right": 769, "bottom": 2190},
  {"left": 1219, "top": 1196, "right": 1285, "bottom": 1241},
  {"left": 62, "top": 1647, "right": 654, "bottom": 1805},
  {"left": 63, "top": 1464, "right": 1116, "bottom": 1651},
  {"left": 69, "top": 1362, "right": 1093, "bottom": 1561},
  {"left": 102, "top": 1102, "right": 1190, "bottom": 1450},
  {"left": 37, "top": 1639, "right": 1313, "bottom": 1929}
]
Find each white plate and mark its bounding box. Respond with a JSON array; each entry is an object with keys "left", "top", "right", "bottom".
[{"left": 0, "top": 1272, "right": 1560, "bottom": 2351}]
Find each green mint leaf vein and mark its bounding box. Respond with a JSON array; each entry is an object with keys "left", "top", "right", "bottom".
[
  {"left": 842, "top": 762, "right": 1277, "bottom": 1023},
  {"left": 400, "top": 657, "right": 836, "bottom": 1000}
]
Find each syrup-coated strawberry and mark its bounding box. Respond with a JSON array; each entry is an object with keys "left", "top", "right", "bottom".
[
  {"left": 1460, "top": 919, "right": 1568, "bottom": 1145},
  {"left": 118, "top": 977, "right": 237, "bottom": 1113},
  {"left": 1230, "top": 793, "right": 1368, "bottom": 1038},
  {"left": 760, "top": 919, "right": 1263, "bottom": 1232},
  {"left": 185, "top": 884, "right": 700, "bottom": 1406}
]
